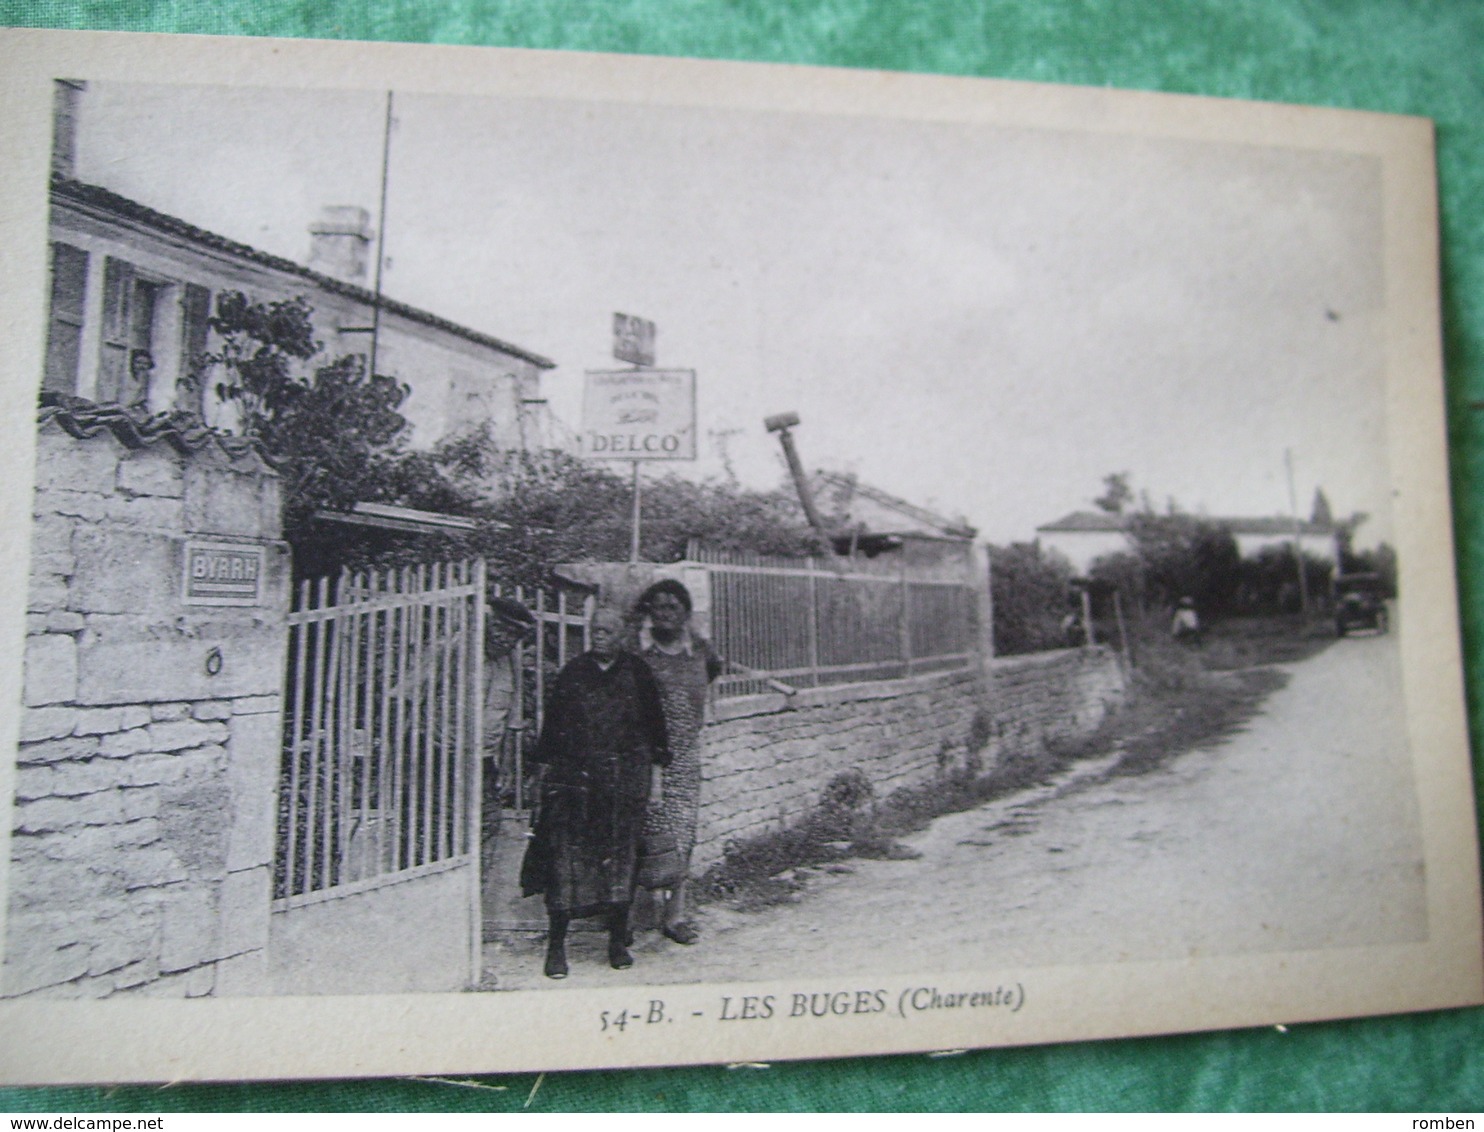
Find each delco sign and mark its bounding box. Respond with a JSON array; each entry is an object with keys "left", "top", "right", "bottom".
[
  {"left": 182, "top": 541, "right": 266, "bottom": 606},
  {"left": 581, "top": 369, "right": 697, "bottom": 461}
]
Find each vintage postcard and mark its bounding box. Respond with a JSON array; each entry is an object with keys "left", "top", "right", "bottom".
[{"left": 0, "top": 29, "right": 1477, "bottom": 1084}]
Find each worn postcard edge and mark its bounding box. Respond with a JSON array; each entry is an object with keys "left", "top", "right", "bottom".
[{"left": 0, "top": 28, "right": 1477, "bottom": 1085}]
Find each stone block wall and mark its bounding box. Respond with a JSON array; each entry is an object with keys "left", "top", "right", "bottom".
[
  {"left": 693, "top": 647, "right": 1126, "bottom": 870},
  {"left": 4, "top": 424, "right": 289, "bottom": 999}
]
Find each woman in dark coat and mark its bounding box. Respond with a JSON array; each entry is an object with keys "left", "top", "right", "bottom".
[{"left": 519, "top": 607, "right": 669, "bottom": 978}]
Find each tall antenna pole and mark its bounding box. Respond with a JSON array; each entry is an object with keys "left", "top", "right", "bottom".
[
  {"left": 368, "top": 90, "right": 394, "bottom": 382},
  {"left": 1285, "top": 447, "right": 1310, "bottom": 618}
]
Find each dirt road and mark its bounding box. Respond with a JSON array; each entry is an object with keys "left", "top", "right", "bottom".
[{"left": 486, "top": 630, "right": 1424, "bottom": 989}]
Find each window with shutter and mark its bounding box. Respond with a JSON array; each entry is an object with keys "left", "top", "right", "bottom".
[
  {"left": 42, "top": 243, "right": 88, "bottom": 394},
  {"left": 98, "top": 257, "right": 134, "bottom": 404},
  {"left": 178, "top": 282, "right": 211, "bottom": 415}
]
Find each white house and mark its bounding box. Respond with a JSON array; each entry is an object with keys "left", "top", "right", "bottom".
[
  {"left": 1035, "top": 510, "right": 1338, "bottom": 574},
  {"left": 41, "top": 83, "right": 558, "bottom": 457}
]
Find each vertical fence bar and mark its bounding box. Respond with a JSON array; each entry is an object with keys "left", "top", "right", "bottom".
[
  {"left": 451, "top": 562, "right": 468, "bottom": 858},
  {"left": 899, "top": 568, "right": 912, "bottom": 677},
  {"left": 284, "top": 580, "right": 312, "bottom": 898},
  {"left": 319, "top": 574, "right": 345, "bottom": 892},
  {"left": 438, "top": 564, "right": 456, "bottom": 861},
  {"left": 432, "top": 563, "right": 448, "bottom": 863},
  {"left": 355, "top": 571, "right": 375, "bottom": 882},
  {"left": 352, "top": 572, "right": 370, "bottom": 879},
  {"left": 402, "top": 566, "right": 417, "bottom": 869},
  {"left": 343, "top": 572, "right": 361, "bottom": 880},
  {"left": 336, "top": 570, "right": 357, "bottom": 885},
  {"left": 390, "top": 566, "right": 411, "bottom": 870},
  {"left": 431, "top": 564, "right": 447, "bottom": 862},
  {"left": 302, "top": 576, "right": 331, "bottom": 895},
  {"left": 374, "top": 568, "right": 395, "bottom": 878},
  {"left": 407, "top": 563, "right": 426, "bottom": 866},
  {"left": 419, "top": 563, "right": 438, "bottom": 866},
  {"left": 467, "top": 559, "right": 486, "bottom": 986},
  {"left": 534, "top": 589, "right": 547, "bottom": 741}
]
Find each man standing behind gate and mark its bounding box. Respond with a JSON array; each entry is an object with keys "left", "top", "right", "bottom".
[{"left": 519, "top": 607, "right": 670, "bottom": 978}]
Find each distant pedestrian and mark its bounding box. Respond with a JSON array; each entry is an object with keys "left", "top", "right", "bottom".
[
  {"left": 519, "top": 607, "right": 668, "bottom": 979},
  {"left": 1171, "top": 596, "right": 1201, "bottom": 645}
]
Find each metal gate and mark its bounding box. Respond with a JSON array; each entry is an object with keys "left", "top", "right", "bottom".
[{"left": 269, "top": 559, "right": 485, "bottom": 994}]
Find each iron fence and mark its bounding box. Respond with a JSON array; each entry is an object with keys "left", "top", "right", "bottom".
[{"left": 688, "top": 543, "right": 980, "bottom": 698}]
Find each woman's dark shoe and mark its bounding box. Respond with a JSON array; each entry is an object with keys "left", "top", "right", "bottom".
[
  {"left": 608, "top": 942, "right": 634, "bottom": 970},
  {"left": 662, "top": 921, "right": 699, "bottom": 945},
  {"left": 544, "top": 945, "right": 568, "bottom": 980}
]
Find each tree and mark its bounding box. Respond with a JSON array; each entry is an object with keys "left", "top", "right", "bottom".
[
  {"left": 181, "top": 291, "right": 470, "bottom": 581},
  {"left": 1094, "top": 472, "right": 1134, "bottom": 515},
  {"left": 187, "top": 292, "right": 320, "bottom": 439},
  {"left": 1311, "top": 488, "right": 1334, "bottom": 527},
  {"left": 1234, "top": 545, "right": 1333, "bottom": 614},
  {"left": 1335, "top": 510, "right": 1371, "bottom": 571},
  {"left": 263, "top": 355, "right": 424, "bottom": 579},
  {"left": 1343, "top": 541, "right": 1398, "bottom": 598},
  {"left": 989, "top": 542, "right": 1075, "bottom": 655},
  {"left": 1123, "top": 511, "right": 1242, "bottom": 615}
]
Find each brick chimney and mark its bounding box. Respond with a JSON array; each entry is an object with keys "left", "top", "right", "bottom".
[
  {"left": 307, "top": 206, "right": 373, "bottom": 283},
  {"left": 51, "top": 80, "right": 87, "bottom": 179}
]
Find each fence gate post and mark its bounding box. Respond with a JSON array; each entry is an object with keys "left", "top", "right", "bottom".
[
  {"left": 899, "top": 567, "right": 912, "bottom": 675},
  {"left": 468, "top": 558, "right": 486, "bottom": 989}
]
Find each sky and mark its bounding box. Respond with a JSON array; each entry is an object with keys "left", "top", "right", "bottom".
[{"left": 73, "top": 80, "right": 1393, "bottom": 546}]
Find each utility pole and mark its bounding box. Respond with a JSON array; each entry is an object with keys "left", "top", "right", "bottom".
[
  {"left": 1285, "top": 448, "right": 1311, "bottom": 618},
  {"left": 765, "top": 412, "right": 837, "bottom": 557},
  {"left": 368, "top": 91, "right": 394, "bottom": 383}
]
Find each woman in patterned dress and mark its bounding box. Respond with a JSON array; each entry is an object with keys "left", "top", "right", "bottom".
[{"left": 634, "top": 579, "right": 722, "bottom": 945}]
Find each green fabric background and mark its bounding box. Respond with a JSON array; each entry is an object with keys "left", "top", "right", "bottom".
[{"left": 1, "top": 0, "right": 1481, "bottom": 1113}]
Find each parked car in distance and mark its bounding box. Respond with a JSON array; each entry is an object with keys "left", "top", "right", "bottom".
[{"left": 1334, "top": 573, "right": 1389, "bottom": 636}]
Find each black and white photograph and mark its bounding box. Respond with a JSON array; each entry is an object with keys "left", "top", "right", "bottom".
[{"left": 0, "top": 30, "right": 1477, "bottom": 1083}]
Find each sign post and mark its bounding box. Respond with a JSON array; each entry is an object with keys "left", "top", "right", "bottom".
[
  {"left": 630, "top": 460, "right": 642, "bottom": 563},
  {"left": 583, "top": 317, "right": 695, "bottom": 561}
]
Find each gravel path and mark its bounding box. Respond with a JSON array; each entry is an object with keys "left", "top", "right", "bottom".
[{"left": 485, "top": 630, "right": 1423, "bottom": 991}]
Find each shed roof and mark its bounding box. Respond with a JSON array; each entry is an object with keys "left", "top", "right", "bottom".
[{"left": 813, "top": 469, "right": 978, "bottom": 540}]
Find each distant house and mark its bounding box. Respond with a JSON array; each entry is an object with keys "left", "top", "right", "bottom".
[
  {"left": 1036, "top": 510, "right": 1337, "bottom": 574},
  {"left": 1034, "top": 511, "right": 1130, "bottom": 574},
  {"left": 41, "top": 82, "right": 557, "bottom": 457},
  {"left": 811, "top": 469, "right": 978, "bottom": 572}
]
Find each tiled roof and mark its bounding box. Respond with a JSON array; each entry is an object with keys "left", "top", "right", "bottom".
[
  {"left": 38, "top": 392, "right": 276, "bottom": 468},
  {"left": 1038, "top": 510, "right": 1335, "bottom": 536},
  {"left": 814, "top": 469, "right": 978, "bottom": 540},
  {"left": 1217, "top": 516, "right": 1335, "bottom": 536},
  {"left": 52, "top": 177, "right": 556, "bottom": 370},
  {"left": 1037, "top": 510, "right": 1127, "bottom": 533}
]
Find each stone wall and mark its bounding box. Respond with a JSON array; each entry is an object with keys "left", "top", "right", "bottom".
[
  {"left": 4, "top": 421, "right": 289, "bottom": 999},
  {"left": 694, "top": 647, "right": 1126, "bottom": 870}
]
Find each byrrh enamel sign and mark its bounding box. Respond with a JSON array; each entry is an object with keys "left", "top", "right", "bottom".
[{"left": 182, "top": 540, "right": 266, "bottom": 606}]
